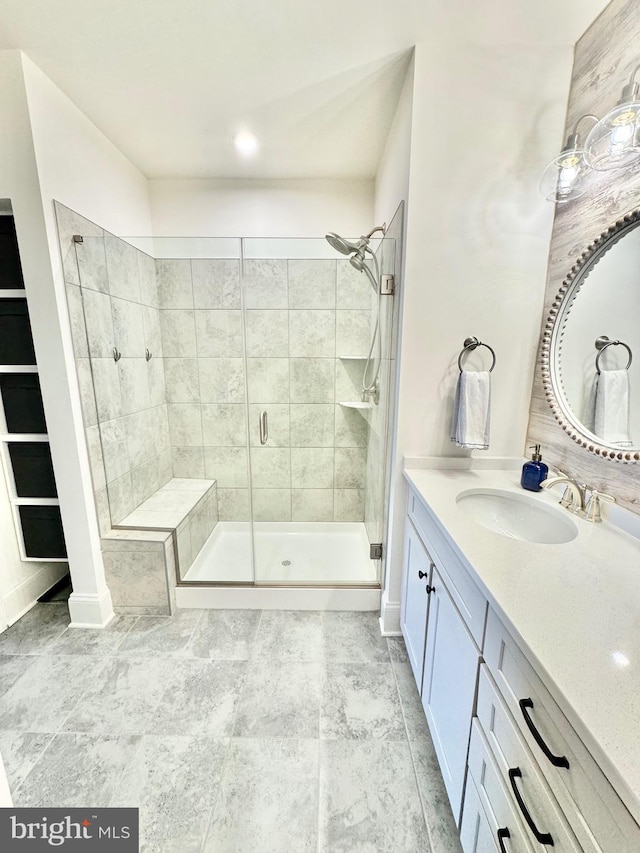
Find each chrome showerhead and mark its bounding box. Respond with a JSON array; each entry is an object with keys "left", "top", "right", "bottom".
[{"left": 325, "top": 232, "right": 362, "bottom": 255}]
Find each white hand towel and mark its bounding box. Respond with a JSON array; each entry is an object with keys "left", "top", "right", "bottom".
[
  {"left": 594, "top": 369, "right": 632, "bottom": 447},
  {"left": 450, "top": 370, "right": 491, "bottom": 450}
]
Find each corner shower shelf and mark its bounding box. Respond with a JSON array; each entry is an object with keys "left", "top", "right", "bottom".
[
  {"left": 339, "top": 355, "right": 367, "bottom": 360},
  {"left": 339, "top": 401, "right": 373, "bottom": 410}
]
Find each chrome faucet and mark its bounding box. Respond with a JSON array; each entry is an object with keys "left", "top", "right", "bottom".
[{"left": 540, "top": 475, "right": 586, "bottom": 516}]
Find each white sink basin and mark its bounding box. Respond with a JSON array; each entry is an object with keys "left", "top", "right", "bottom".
[{"left": 456, "top": 488, "right": 578, "bottom": 544}]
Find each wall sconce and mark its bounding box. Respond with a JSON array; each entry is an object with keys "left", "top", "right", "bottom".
[
  {"left": 584, "top": 65, "right": 640, "bottom": 170},
  {"left": 540, "top": 115, "right": 598, "bottom": 203}
]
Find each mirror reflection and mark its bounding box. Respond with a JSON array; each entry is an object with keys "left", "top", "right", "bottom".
[{"left": 557, "top": 221, "right": 640, "bottom": 450}]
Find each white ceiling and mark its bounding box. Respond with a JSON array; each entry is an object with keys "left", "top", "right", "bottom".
[{"left": 0, "top": 0, "right": 610, "bottom": 180}]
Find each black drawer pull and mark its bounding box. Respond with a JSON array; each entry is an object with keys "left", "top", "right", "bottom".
[
  {"left": 418, "top": 570, "right": 428, "bottom": 579},
  {"left": 497, "top": 828, "right": 510, "bottom": 853},
  {"left": 519, "top": 698, "right": 570, "bottom": 769},
  {"left": 508, "top": 767, "right": 554, "bottom": 846},
  {"left": 425, "top": 584, "right": 435, "bottom": 595}
]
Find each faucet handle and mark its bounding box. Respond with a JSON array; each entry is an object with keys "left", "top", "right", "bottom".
[{"left": 584, "top": 489, "right": 616, "bottom": 523}]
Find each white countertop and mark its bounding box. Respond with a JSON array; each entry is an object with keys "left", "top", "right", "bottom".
[{"left": 404, "top": 463, "right": 640, "bottom": 824}]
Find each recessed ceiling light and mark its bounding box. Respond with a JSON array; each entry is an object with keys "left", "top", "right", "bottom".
[{"left": 233, "top": 131, "right": 259, "bottom": 157}]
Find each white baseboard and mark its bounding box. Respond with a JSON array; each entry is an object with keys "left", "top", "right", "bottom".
[
  {"left": 379, "top": 596, "right": 401, "bottom": 635},
  {"left": 68, "top": 588, "right": 114, "bottom": 628},
  {"left": 1, "top": 563, "right": 69, "bottom": 628}
]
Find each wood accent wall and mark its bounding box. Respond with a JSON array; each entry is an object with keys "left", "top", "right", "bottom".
[{"left": 527, "top": 0, "right": 640, "bottom": 513}]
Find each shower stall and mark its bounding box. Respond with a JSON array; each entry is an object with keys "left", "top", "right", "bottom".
[{"left": 60, "top": 202, "right": 403, "bottom": 597}]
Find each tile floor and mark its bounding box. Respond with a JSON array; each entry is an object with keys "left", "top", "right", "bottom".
[{"left": 0, "top": 603, "right": 462, "bottom": 853}]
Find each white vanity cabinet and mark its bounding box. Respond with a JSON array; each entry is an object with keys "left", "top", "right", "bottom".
[
  {"left": 421, "top": 562, "right": 480, "bottom": 814},
  {"left": 400, "top": 484, "right": 487, "bottom": 821},
  {"left": 400, "top": 474, "right": 640, "bottom": 853},
  {"left": 400, "top": 518, "right": 433, "bottom": 686}
]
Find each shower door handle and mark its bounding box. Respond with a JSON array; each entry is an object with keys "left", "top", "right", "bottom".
[{"left": 259, "top": 410, "right": 268, "bottom": 445}]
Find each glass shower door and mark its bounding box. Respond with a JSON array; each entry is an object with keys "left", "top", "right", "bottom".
[{"left": 242, "top": 237, "right": 378, "bottom": 586}]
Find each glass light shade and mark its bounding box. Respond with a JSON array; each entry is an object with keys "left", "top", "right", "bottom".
[
  {"left": 539, "top": 149, "right": 588, "bottom": 203},
  {"left": 584, "top": 103, "right": 640, "bottom": 170}
]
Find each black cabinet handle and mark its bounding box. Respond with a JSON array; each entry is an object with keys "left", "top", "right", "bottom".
[
  {"left": 508, "top": 768, "right": 554, "bottom": 846},
  {"left": 519, "top": 698, "right": 570, "bottom": 769},
  {"left": 426, "top": 584, "right": 435, "bottom": 594},
  {"left": 497, "top": 828, "right": 511, "bottom": 853},
  {"left": 418, "top": 570, "right": 428, "bottom": 579}
]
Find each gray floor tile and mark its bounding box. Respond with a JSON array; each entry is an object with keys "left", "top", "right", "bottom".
[
  {"left": 0, "top": 603, "right": 69, "bottom": 655},
  {"left": 203, "top": 738, "right": 319, "bottom": 853},
  {"left": 62, "top": 658, "right": 169, "bottom": 734},
  {"left": 392, "top": 658, "right": 431, "bottom": 742},
  {"left": 44, "top": 615, "right": 138, "bottom": 656},
  {"left": 253, "top": 611, "right": 322, "bottom": 661},
  {"left": 322, "top": 612, "right": 390, "bottom": 663},
  {"left": 151, "top": 659, "right": 246, "bottom": 736},
  {"left": 0, "top": 654, "right": 38, "bottom": 693},
  {"left": 388, "top": 636, "right": 409, "bottom": 662},
  {"left": 14, "top": 732, "right": 140, "bottom": 807},
  {"left": 411, "top": 736, "right": 463, "bottom": 853},
  {"left": 116, "top": 610, "right": 202, "bottom": 657},
  {"left": 0, "top": 656, "right": 101, "bottom": 732},
  {"left": 110, "top": 735, "right": 229, "bottom": 853},
  {"left": 319, "top": 739, "right": 430, "bottom": 852},
  {"left": 0, "top": 731, "right": 54, "bottom": 792},
  {"left": 321, "top": 662, "right": 406, "bottom": 741},
  {"left": 186, "top": 610, "right": 261, "bottom": 660},
  {"left": 234, "top": 660, "right": 320, "bottom": 738}
]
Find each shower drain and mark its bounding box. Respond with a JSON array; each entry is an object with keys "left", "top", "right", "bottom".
[{"left": 281, "top": 560, "right": 292, "bottom": 566}]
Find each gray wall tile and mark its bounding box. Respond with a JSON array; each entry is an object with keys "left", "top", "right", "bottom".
[
  {"left": 82, "top": 288, "right": 115, "bottom": 358},
  {"left": 290, "top": 358, "right": 334, "bottom": 403},
  {"left": 288, "top": 259, "right": 336, "bottom": 309},
  {"left": 244, "top": 259, "right": 288, "bottom": 308},
  {"left": 245, "top": 310, "right": 289, "bottom": 357},
  {"left": 199, "top": 358, "right": 245, "bottom": 403},
  {"left": 201, "top": 403, "right": 247, "bottom": 446},
  {"left": 203, "top": 447, "right": 249, "bottom": 487},
  {"left": 192, "top": 259, "right": 241, "bottom": 309},
  {"left": 289, "top": 310, "right": 335, "bottom": 357},
  {"left": 247, "top": 358, "right": 290, "bottom": 403},
  {"left": 160, "top": 310, "right": 197, "bottom": 357},
  {"left": 335, "top": 448, "right": 367, "bottom": 489},
  {"left": 337, "top": 259, "right": 374, "bottom": 308},
  {"left": 195, "top": 310, "right": 243, "bottom": 357},
  {"left": 217, "top": 487, "right": 250, "bottom": 521},
  {"left": 112, "top": 298, "right": 144, "bottom": 357},
  {"left": 250, "top": 447, "right": 291, "bottom": 488},
  {"left": 290, "top": 404, "right": 334, "bottom": 447},
  {"left": 168, "top": 404, "right": 203, "bottom": 446},
  {"left": 252, "top": 488, "right": 291, "bottom": 521},
  {"left": 291, "top": 448, "right": 334, "bottom": 489},
  {"left": 164, "top": 358, "right": 200, "bottom": 403},
  {"left": 156, "top": 259, "right": 193, "bottom": 309},
  {"left": 292, "top": 489, "right": 334, "bottom": 522},
  {"left": 172, "top": 446, "right": 205, "bottom": 478},
  {"left": 105, "top": 236, "right": 141, "bottom": 302}
]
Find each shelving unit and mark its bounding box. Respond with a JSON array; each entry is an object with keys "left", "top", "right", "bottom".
[
  {"left": 0, "top": 214, "right": 67, "bottom": 562},
  {"left": 338, "top": 401, "right": 373, "bottom": 410}
]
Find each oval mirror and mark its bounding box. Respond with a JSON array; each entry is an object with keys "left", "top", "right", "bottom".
[{"left": 542, "top": 210, "right": 640, "bottom": 461}]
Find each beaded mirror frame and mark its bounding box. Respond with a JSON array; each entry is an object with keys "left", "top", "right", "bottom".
[{"left": 541, "top": 208, "right": 640, "bottom": 462}]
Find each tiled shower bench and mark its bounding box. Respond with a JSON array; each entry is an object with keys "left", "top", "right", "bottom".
[{"left": 101, "top": 478, "right": 218, "bottom": 614}]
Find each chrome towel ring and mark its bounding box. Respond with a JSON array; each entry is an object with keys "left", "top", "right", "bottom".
[
  {"left": 458, "top": 336, "right": 496, "bottom": 373},
  {"left": 594, "top": 335, "right": 632, "bottom": 375}
]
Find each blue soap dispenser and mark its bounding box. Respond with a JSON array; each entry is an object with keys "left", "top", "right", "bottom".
[{"left": 521, "top": 444, "right": 548, "bottom": 492}]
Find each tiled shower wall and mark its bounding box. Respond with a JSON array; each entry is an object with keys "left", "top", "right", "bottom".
[
  {"left": 159, "top": 257, "right": 372, "bottom": 523},
  {"left": 55, "top": 203, "right": 172, "bottom": 529}
]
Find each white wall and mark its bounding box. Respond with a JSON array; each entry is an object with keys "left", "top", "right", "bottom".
[
  {"left": 0, "top": 53, "right": 154, "bottom": 629},
  {"left": 0, "top": 53, "right": 73, "bottom": 626},
  {"left": 372, "top": 60, "right": 414, "bottom": 632},
  {"left": 149, "top": 178, "right": 373, "bottom": 237},
  {"left": 380, "top": 34, "right": 575, "bottom": 631}
]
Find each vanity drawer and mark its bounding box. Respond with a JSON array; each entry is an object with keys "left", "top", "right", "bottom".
[
  {"left": 408, "top": 488, "right": 487, "bottom": 648},
  {"left": 484, "top": 610, "right": 640, "bottom": 853},
  {"left": 476, "top": 665, "right": 581, "bottom": 853},
  {"left": 465, "top": 720, "right": 535, "bottom": 853}
]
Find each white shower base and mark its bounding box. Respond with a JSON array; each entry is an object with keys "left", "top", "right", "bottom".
[{"left": 182, "top": 521, "right": 378, "bottom": 586}]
